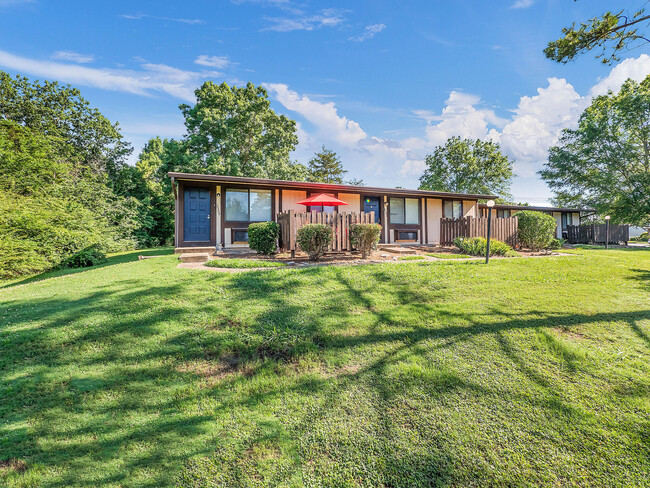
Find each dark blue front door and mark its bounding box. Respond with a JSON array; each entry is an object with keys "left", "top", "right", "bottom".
[
  {"left": 363, "top": 196, "right": 381, "bottom": 223},
  {"left": 184, "top": 188, "right": 211, "bottom": 242}
]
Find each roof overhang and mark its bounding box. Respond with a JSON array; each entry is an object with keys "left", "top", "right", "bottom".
[
  {"left": 477, "top": 203, "right": 596, "bottom": 213},
  {"left": 167, "top": 172, "right": 498, "bottom": 200}
]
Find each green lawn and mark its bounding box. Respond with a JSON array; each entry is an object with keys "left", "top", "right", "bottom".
[
  {"left": 205, "top": 258, "right": 286, "bottom": 269},
  {"left": 426, "top": 252, "right": 474, "bottom": 260},
  {"left": 1, "top": 248, "right": 649, "bottom": 487}
]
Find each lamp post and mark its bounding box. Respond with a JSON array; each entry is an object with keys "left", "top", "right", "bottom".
[
  {"left": 604, "top": 215, "right": 611, "bottom": 249},
  {"left": 486, "top": 200, "right": 495, "bottom": 264}
]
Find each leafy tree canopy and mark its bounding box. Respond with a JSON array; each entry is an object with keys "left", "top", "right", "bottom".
[
  {"left": 540, "top": 76, "right": 650, "bottom": 226},
  {"left": 418, "top": 137, "right": 514, "bottom": 199},
  {"left": 545, "top": 2, "right": 650, "bottom": 64},
  {"left": 0, "top": 71, "right": 131, "bottom": 180},
  {"left": 308, "top": 146, "right": 347, "bottom": 184},
  {"left": 179, "top": 81, "right": 300, "bottom": 178}
]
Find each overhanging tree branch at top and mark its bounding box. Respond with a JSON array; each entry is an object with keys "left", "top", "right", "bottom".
[{"left": 545, "top": 1, "right": 650, "bottom": 64}]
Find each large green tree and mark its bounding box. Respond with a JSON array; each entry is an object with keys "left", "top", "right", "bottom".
[
  {"left": 419, "top": 137, "right": 514, "bottom": 199},
  {"left": 307, "top": 146, "right": 347, "bottom": 184},
  {"left": 545, "top": 2, "right": 650, "bottom": 64},
  {"left": 540, "top": 76, "right": 650, "bottom": 225},
  {"left": 0, "top": 71, "right": 131, "bottom": 181},
  {"left": 179, "top": 81, "right": 300, "bottom": 178}
]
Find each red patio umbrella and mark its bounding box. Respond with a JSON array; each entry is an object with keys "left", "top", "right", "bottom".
[{"left": 296, "top": 193, "right": 350, "bottom": 207}]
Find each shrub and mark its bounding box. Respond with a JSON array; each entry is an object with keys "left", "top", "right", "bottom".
[
  {"left": 248, "top": 221, "right": 280, "bottom": 255},
  {"left": 453, "top": 236, "right": 513, "bottom": 257},
  {"left": 57, "top": 244, "right": 106, "bottom": 270},
  {"left": 349, "top": 223, "right": 382, "bottom": 259},
  {"left": 296, "top": 224, "right": 333, "bottom": 261},
  {"left": 548, "top": 238, "right": 565, "bottom": 250},
  {"left": 517, "top": 210, "right": 557, "bottom": 250}
]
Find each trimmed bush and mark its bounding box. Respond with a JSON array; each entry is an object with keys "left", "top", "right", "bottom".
[
  {"left": 57, "top": 244, "right": 106, "bottom": 270},
  {"left": 453, "top": 236, "right": 515, "bottom": 257},
  {"left": 296, "top": 224, "right": 333, "bottom": 261},
  {"left": 349, "top": 223, "right": 382, "bottom": 259},
  {"left": 248, "top": 221, "right": 279, "bottom": 255},
  {"left": 517, "top": 210, "right": 557, "bottom": 250}
]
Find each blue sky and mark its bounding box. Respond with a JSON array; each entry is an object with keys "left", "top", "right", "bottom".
[{"left": 1, "top": 0, "right": 649, "bottom": 204}]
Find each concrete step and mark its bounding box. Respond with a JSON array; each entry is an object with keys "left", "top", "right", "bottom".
[
  {"left": 378, "top": 246, "right": 418, "bottom": 255},
  {"left": 179, "top": 253, "right": 209, "bottom": 263},
  {"left": 175, "top": 247, "right": 214, "bottom": 254}
]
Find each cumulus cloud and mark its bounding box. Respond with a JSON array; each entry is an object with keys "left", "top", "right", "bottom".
[
  {"left": 349, "top": 24, "right": 386, "bottom": 42},
  {"left": 0, "top": 49, "right": 219, "bottom": 101},
  {"left": 194, "top": 55, "right": 230, "bottom": 69},
  {"left": 589, "top": 53, "right": 650, "bottom": 96},
  {"left": 50, "top": 50, "right": 95, "bottom": 64}
]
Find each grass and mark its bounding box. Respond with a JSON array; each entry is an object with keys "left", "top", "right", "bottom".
[
  {"left": 205, "top": 258, "right": 286, "bottom": 268},
  {"left": 1, "top": 247, "right": 649, "bottom": 487},
  {"left": 426, "top": 252, "right": 474, "bottom": 260},
  {"left": 398, "top": 255, "right": 426, "bottom": 261}
]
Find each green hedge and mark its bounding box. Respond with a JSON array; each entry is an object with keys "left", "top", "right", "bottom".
[
  {"left": 296, "top": 224, "right": 332, "bottom": 261},
  {"left": 517, "top": 210, "right": 557, "bottom": 250},
  {"left": 453, "top": 237, "right": 515, "bottom": 257},
  {"left": 349, "top": 223, "right": 382, "bottom": 259},
  {"left": 248, "top": 221, "right": 279, "bottom": 255}
]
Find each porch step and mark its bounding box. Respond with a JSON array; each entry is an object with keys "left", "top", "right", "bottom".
[
  {"left": 175, "top": 247, "right": 215, "bottom": 254},
  {"left": 378, "top": 246, "right": 418, "bottom": 255},
  {"left": 179, "top": 253, "right": 210, "bottom": 263}
]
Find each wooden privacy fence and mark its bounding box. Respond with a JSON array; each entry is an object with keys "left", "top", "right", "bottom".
[
  {"left": 277, "top": 210, "right": 375, "bottom": 253},
  {"left": 567, "top": 223, "right": 629, "bottom": 244},
  {"left": 441, "top": 216, "right": 519, "bottom": 247}
]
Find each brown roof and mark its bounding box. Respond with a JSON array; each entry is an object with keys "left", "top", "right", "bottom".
[
  {"left": 168, "top": 172, "right": 499, "bottom": 200},
  {"left": 477, "top": 203, "right": 595, "bottom": 213}
]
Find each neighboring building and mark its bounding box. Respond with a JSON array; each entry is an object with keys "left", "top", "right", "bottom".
[
  {"left": 478, "top": 203, "right": 596, "bottom": 239},
  {"left": 169, "top": 172, "right": 497, "bottom": 249}
]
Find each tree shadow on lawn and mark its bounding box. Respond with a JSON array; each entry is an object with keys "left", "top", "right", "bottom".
[
  {"left": 0, "top": 247, "right": 175, "bottom": 290},
  {"left": 2, "top": 264, "right": 650, "bottom": 486}
]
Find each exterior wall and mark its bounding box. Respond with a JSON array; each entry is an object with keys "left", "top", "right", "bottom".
[
  {"left": 337, "top": 193, "right": 361, "bottom": 213},
  {"left": 216, "top": 185, "right": 221, "bottom": 247},
  {"left": 572, "top": 212, "right": 580, "bottom": 225},
  {"left": 463, "top": 200, "right": 478, "bottom": 218},
  {"left": 280, "top": 189, "right": 308, "bottom": 212},
  {"left": 426, "top": 198, "right": 442, "bottom": 244},
  {"left": 552, "top": 212, "right": 562, "bottom": 238}
]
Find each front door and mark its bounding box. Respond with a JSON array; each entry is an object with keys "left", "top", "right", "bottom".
[
  {"left": 363, "top": 196, "right": 381, "bottom": 223},
  {"left": 183, "top": 187, "right": 211, "bottom": 242}
]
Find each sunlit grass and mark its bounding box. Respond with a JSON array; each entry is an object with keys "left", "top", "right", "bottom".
[{"left": 1, "top": 247, "right": 649, "bottom": 487}]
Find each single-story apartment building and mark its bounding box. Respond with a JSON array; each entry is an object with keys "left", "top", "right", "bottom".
[
  {"left": 478, "top": 203, "right": 595, "bottom": 239},
  {"left": 169, "top": 172, "right": 497, "bottom": 249}
]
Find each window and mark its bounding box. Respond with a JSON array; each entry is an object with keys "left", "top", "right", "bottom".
[
  {"left": 232, "top": 229, "right": 249, "bottom": 243},
  {"left": 225, "top": 189, "right": 272, "bottom": 222},
  {"left": 396, "top": 230, "right": 418, "bottom": 241},
  {"left": 497, "top": 209, "right": 510, "bottom": 218},
  {"left": 307, "top": 192, "right": 336, "bottom": 213},
  {"left": 389, "top": 198, "right": 419, "bottom": 224},
  {"left": 561, "top": 212, "right": 573, "bottom": 230},
  {"left": 443, "top": 200, "right": 463, "bottom": 219}
]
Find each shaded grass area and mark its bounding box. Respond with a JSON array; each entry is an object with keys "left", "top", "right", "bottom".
[
  {"left": 0, "top": 248, "right": 649, "bottom": 487},
  {"left": 205, "top": 258, "right": 286, "bottom": 269}
]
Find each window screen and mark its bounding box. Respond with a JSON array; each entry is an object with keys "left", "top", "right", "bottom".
[
  {"left": 390, "top": 198, "right": 405, "bottom": 224},
  {"left": 250, "top": 190, "right": 272, "bottom": 221},
  {"left": 405, "top": 198, "right": 419, "bottom": 224},
  {"left": 226, "top": 189, "right": 249, "bottom": 221}
]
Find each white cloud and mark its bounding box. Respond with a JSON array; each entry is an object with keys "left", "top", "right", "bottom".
[
  {"left": 0, "top": 49, "right": 219, "bottom": 101},
  {"left": 510, "top": 0, "right": 534, "bottom": 9},
  {"left": 50, "top": 50, "right": 95, "bottom": 64},
  {"left": 119, "top": 13, "right": 205, "bottom": 24},
  {"left": 349, "top": 24, "right": 386, "bottom": 42},
  {"left": 194, "top": 55, "right": 230, "bottom": 69},
  {"left": 589, "top": 53, "right": 650, "bottom": 96},
  {"left": 265, "top": 82, "right": 367, "bottom": 145},
  {"left": 262, "top": 8, "right": 345, "bottom": 31}
]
